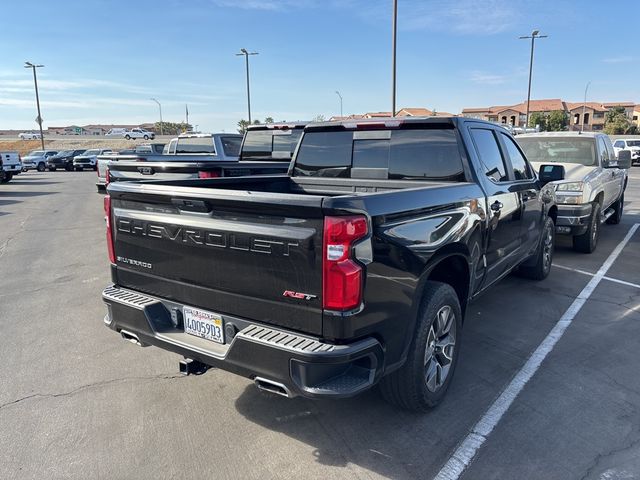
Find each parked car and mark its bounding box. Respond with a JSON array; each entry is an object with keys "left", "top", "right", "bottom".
[
  {"left": 22, "top": 150, "right": 58, "bottom": 172},
  {"left": 612, "top": 138, "right": 640, "bottom": 165},
  {"left": 1, "top": 151, "right": 23, "bottom": 182},
  {"left": 104, "top": 132, "right": 290, "bottom": 186},
  {"left": 124, "top": 128, "right": 155, "bottom": 140},
  {"left": 18, "top": 132, "right": 42, "bottom": 140},
  {"left": 517, "top": 132, "right": 629, "bottom": 253},
  {"left": 46, "top": 149, "right": 86, "bottom": 171},
  {"left": 73, "top": 149, "right": 112, "bottom": 171},
  {"left": 102, "top": 116, "right": 559, "bottom": 411}
]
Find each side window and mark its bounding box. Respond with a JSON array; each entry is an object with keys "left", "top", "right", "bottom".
[
  {"left": 604, "top": 138, "right": 616, "bottom": 162},
  {"left": 500, "top": 133, "right": 533, "bottom": 180},
  {"left": 470, "top": 128, "right": 508, "bottom": 182},
  {"left": 597, "top": 137, "right": 609, "bottom": 163},
  {"left": 614, "top": 140, "right": 624, "bottom": 148}
]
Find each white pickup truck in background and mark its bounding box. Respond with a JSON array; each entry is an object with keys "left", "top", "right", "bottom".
[
  {"left": 517, "top": 132, "right": 629, "bottom": 253},
  {"left": 1, "top": 152, "right": 23, "bottom": 183},
  {"left": 612, "top": 138, "right": 640, "bottom": 166}
]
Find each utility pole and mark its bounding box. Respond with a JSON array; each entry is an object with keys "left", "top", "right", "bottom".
[
  {"left": 24, "top": 62, "right": 45, "bottom": 149},
  {"left": 519, "top": 30, "right": 547, "bottom": 128},
  {"left": 335, "top": 91, "right": 343, "bottom": 117},
  {"left": 236, "top": 48, "right": 259, "bottom": 124},
  {"left": 581, "top": 81, "right": 591, "bottom": 133},
  {"left": 150, "top": 98, "right": 163, "bottom": 135},
  {"left": 391, "top": 0, "right": 398, "bottom": 117}
]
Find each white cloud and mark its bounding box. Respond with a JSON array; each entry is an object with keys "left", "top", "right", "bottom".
[
  {"left": 470, "top": 71, "right": 508, "bottom": 85},
  {"left": 603, "top": 56, "right": 633, "bottom": 64}
]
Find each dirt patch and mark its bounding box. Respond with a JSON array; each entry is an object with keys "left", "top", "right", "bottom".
[{"left": 0, "top": 138, "right": 163, "bottom": 157}]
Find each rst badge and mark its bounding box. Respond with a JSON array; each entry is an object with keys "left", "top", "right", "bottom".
[{"left": 282, "top": 290, "right": 317, "bottom": 301}]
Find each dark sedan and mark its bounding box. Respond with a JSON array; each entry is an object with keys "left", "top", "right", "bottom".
[{"left": 46, "top": 149, "right": 86, "bottom": 171}]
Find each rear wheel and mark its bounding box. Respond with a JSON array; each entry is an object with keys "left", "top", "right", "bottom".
[
  {"left": 48, "top": 166, "right": 57, "bottom": 172},
  {"left": 0, "top": 172, "right": 13, "bottom": 183},
  {"left": 379, "top": 281, "right": 462, "bottom": 411},
  {"left": 143, "top": 135, "right": 149, "bottom": 140},
  {"left": 37, "top": 162, "right": 46, "bottom": 172},
  {"left": 606, "top": 194, "right": 624, "bottom": 225},
  {"left": 573, "top": 202, "right": 601, "bottom": 253},
  {"left": 125, "top": 135, "right": 131, "bottom": 140},
  {"left": 65, "top": 164, "right": 73, "bottom": 171}
]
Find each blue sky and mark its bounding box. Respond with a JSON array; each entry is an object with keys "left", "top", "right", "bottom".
[{"left": 1, "top": 0, "right": 639, "bottom": 132}]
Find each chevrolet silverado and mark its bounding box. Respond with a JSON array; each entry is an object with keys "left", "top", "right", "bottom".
[{"left": 102, "top": 117, "right": 559, "bottom": 411}]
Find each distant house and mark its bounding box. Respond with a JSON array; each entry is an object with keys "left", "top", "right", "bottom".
[
  {"left": 565, "top": 103, "right": 607, "bottom": 131},
  {"left": 461, "top": 98, "right": 639, "bottom": 130}
]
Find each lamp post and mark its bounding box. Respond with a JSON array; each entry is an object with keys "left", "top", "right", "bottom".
[
  {"left": 24, "top": 62, "right": 45, "bottom": 150},
  {"left": 335, "top": 91, "right": 343, "bottom": 117},
  {"left": 519, "top": 30, "right": 547, "bottom": 129},
  {"left": 236, "top": 48, "right": 259, "bottom": 124},
  {"left": 391, "top": 0, "right": 398, "bottom": 117},
  {"left": 581, "top": 81, "right": 591, "bottom": 133},
  {"left": 150, "top": 98, "right": 163, "bottom": 135}
]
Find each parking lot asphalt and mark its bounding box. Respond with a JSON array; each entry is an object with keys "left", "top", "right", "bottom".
[{"left": 1, "top": 169, "right": 639, "bottom": 480}]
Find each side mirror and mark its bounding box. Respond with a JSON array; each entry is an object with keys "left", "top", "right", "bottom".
[
  {"left": 615, "top": 149, "right": 632, "bottom": 169},
  {"left": 538, "top": 164, "right": 565, "bottom": 185}
]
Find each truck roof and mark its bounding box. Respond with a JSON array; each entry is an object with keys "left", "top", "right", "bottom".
[
  {"left": 517, "top": 132, "right": 603, "bottom": 139},
  {"left": 304, "top": 115, "right": 484, "bottom": 131},
  {"left": 246, "top": 122, "right": 308, "bottom": 131},
  {"left": 176, "top": 132, "right": 242, "bottom": 138}
]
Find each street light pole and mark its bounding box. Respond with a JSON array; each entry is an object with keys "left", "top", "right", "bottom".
[
  {"left": 24, "top": 62, "right": 45, "bottom": 150},
  {"left": 391, "top": 0, "right": 398, "bottom": 117},
  {"left": 150, "top": 98, "right": 163, "bottom": 135},
  {"left": 335, "top": 91, "right": 343, "bottom": 117},
  {"left": 519, "top": 30, "right": 547, "bottom": 129},
  {"left": 581, "top": 81, "right": 591, "bottom": 133},
  {"left": 236, "top": 48, "right": 258, "bottom": 124}
]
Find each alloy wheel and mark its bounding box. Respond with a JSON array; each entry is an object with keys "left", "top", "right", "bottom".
[{"left": 424, "top": 305, "right": 456, "bottom": 393}]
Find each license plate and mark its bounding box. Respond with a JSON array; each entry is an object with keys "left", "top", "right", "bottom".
[{"left": 183, "top": 306, "right": 224, "bottom": 344}]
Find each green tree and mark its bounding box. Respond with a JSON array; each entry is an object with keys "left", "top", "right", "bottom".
[
  {"left": 604, "top": 106, "right": 631, "bottom": 135},
  {"left": 311, "top": 114, "right": 326, "bottom": 122},
  {"left": 264, "top": 117, "right": 274, "bottom": 124},
  {"left": 528, "top": 112, "right": 547, "bottom": 131},
  {"left": 237, "top": 119, "right": 250, "bottom": 134},
  {"left": 546, "top": 110, "right": 568, "bottom": 131},
  {"left": 154, "top": 121, "right": 192, "bottom": 135}
]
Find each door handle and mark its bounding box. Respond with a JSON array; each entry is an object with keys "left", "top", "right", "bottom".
[{"left": 490, "top": 201, "right": 503, "bottom": 212}]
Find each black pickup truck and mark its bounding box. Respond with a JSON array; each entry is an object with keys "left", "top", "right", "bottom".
[{"left": 102, "top": 117, "right": 559, "bottom": 411}]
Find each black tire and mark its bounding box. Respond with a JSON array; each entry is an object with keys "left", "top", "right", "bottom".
[
  {"left": 125, "top": 135, "right": 131, "bottom": 140},
  {"left": 519, "top": 216, "right": 555, "bottom": 280},
  {"left": 573, "top": 202, "right": 601, "bottom": 253},
  {"left": 37, "top": 162, "right": 46, "bottom": 172},
  {"left": 75, "top": 166, "right": 83, "bottom": 171},
  {"left": 606, "top": 194, "right": 624, "bottom": 225},
  {"left": 379, "top": 281, "right": 462, "bottom": 411},
  {"left": 143, "top": 135, "right": 149, "bottom": 140},
  {"left": 48, "top": 166, "right": 56, "bottom": 172},
  {"left": 22, "top": 167, "right": 27, "bottom": 172},
  {"left": 65, "top": 164, "right": 73, "bottom": 171},
  {"left": 0, "top": 172, "right": 12, "bottom": 184}
]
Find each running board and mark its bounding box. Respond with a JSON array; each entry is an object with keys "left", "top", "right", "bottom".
[{"left": 601, "top": 208, "right": 615, "bottom": 224}]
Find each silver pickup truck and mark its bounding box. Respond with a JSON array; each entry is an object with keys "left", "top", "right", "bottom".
[{"left": 517, "top": 132, "right": 630, "bottom": 253}]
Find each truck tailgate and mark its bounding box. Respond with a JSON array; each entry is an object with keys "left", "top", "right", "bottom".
[{"left": 109, "top": 183, "right": 325, "bottom": 335}]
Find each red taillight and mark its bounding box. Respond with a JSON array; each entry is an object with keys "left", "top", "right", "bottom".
[
  {"left": 104, "top": 195, "right": 115, "bottom": 264},
  {"left": 322, "top": 215, "right": 368, "bottom": 310},
  {"left": 198, "top": 170, "right": 221, "bottom": 179}
]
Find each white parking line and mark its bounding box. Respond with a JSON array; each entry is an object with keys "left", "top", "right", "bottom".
[
  {"left": 435, "top": 223, "right": 640, "bottom": 480},
  {"left": 553, "top": 264, "right": 640, "bottom": 290}
]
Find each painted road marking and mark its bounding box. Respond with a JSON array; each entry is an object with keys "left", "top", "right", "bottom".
[
  {"left": 435, "top": 223, "right": 640, "bottom": 480},
  {"left": 553, "top": 264, "right": 640, "bottom": 290}
]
